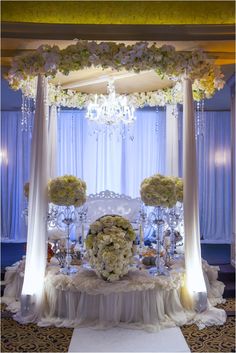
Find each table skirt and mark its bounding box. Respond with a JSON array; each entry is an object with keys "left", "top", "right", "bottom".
[{"left": 2, "top": 258, "right": 227, "bottom": 331}]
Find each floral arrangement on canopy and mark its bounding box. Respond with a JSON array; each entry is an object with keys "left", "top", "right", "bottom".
[
  {"left": 86, "top": 215, "right": 136, "bottom": 282},
  {"left": 6, "top": 40, "right": 224, "bottom": 109},
  {"left": 140, "top": 174, "right": 183, "bottom": 207},
  {"left": 48, "top": 175, "right": 87, "bottom": 207}
]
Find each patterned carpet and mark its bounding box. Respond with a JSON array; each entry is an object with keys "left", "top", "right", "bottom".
[
  {"left": 1, "top": 299, "right": 235, "bottom": 353},
  {"left": 1, "top": 310, "right": 73, "bottom": 352},
  {"left": 181, "top": 298, "right": 235, "bottom": 353}
]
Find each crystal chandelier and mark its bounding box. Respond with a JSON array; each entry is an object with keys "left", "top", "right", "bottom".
[{"left": 86, "top": 79, "right": 136, "bottom": 125}]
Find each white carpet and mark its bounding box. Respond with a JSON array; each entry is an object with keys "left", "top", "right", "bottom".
[{"left": 68, "top": 327, "right": 191, "bottom": 353}]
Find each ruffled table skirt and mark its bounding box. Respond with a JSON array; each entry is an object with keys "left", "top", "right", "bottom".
[{"left": 2, "top": 258, "right": 227, "bottom": 331}]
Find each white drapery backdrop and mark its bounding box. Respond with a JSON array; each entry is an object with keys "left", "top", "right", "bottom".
[
  {"left": 58, "top": 109, "right": 166, "bottom": 197},
  {"left": 48, "top": 105, "right": 58, "bottom": 179},
  {"left": 198, "top": 112, "right": 231, "bottom": 243},
  {"left": 1, "top": 109, "right": 231, "bottom": 243},
  {"left": 1, "top": 111, "right": 31, "bottom": 242},
  {"left": 166, "top": 104, "right": 179, "bottom": 177}
]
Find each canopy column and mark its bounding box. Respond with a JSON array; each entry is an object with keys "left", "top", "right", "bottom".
[
  {"left": 16, "top": 75, "right": 49, "bottom": 323},
  {"left": 182, "top": 77, "right": 207, "bottom": 311}
]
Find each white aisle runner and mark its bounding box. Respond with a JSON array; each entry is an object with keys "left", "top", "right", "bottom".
[{"left": 68, "top": 327, "right": 191, "bottom": 353}]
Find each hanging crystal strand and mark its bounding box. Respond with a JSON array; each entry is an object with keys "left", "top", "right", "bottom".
[
  {"left": 26, "top": 96, "right": 31, "bottom": 131},
  {"left": 21, "top": 76, "right": 29, "bottom": 131},
  {"left": 21, "top": 93, "right": 26, "bottom": 131},
  {"left": 178, "top": 106, "right": 182, "bottom": 142},
  {"left": 155, "top": 106, "right": 159, "bottom": 133},
  {"left": 120, "top": 123, "right": 126, "bottom": 140},
  {"left": 23, "top": 94, "right": 27, "bottom": 130},
  {"left": 129, "top": 123, "right": 135, "bottom": 141},
  {"left": 170, "top": 104, "right": 178, "bottom": 119},
  {"left": 57, "top": 104, "right": 61, "bottom": 117},
  {"left": 174, "top": 104, "right": 179, "bottom": 119},
  {"left": 109, "top": 124, "right": 114, "bottom": 139},
  {"left": 172, "top": 105, "right": 175, "bottom": 117},
  {"left": 25, "top": 95, "right": 28, "bottom": 129},
  {"left": 71, "top": 112, "right": 75, "bottom": 156},
  {"left": 21, "top": 94, "right": 32, "bottom": 132},
  {"left": 28, "top": 97, "right": 34, "bottom": 134},
  {"left": 200, "top": 100, "right": 205, "bottom": 136},
  {"left": 55, "top": 81, "right": 61, "bottom": 120},
  {"left": 195, "top": 101, "right": 201, "bottom": 139},
  {"left": 42, "top": 76, "right": 49, "bottom": 123}
]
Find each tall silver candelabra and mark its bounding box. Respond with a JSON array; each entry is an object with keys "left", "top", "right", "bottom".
[
  {"left": 148, "top": 206, "right": 169, "bottom": 276},
  {"left": 166, "top": 202, "right": 183, "bottom": 259},
  {"left": 47, "top": 204, "right": 87, "bottom": 275}
]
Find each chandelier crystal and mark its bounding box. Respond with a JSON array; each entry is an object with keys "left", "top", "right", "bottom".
[{"left": 86, "top": 79, "right": 136, "bottom": 125}]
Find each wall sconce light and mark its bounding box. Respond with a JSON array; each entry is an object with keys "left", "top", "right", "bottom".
[{"left": 0, "top": 150, "right": 8, "bottom": 165}]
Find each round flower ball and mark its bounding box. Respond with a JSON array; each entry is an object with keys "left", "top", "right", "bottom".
[
  {"left": 48, "top": 175, "right": 86, "bottom": 207},
  {"left": 140, "top": 173, "right": 177, "bottom": 208},
  {"left": 86, "top": 215, "right": 136, "bottom": 282}
]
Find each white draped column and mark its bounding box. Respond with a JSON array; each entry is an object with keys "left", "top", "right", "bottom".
[
  {"left": 166, "top": 104, "right": 179, "bottom": 177},
  {"left": 16, "top": 75, "right": 49, "bottom": 322},
  {"left": 48, "top": 105, "right": 58, "bottom": 179},
  {"left": 182, "top": 78, "right": 207, "bottom": 310}
]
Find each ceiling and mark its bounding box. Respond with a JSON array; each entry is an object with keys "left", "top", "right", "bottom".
[{"left": 1, "top": 1, "right": 235, "bottom": 94}]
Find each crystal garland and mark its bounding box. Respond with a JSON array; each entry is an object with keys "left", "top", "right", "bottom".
[
  {"left": 155, "top": 106, "right": 166, "bottom": 134},
  {"left": 195, "top": 100, "right": 205, "bottom": 138},
  {"left": 21, "top": 94, "right": 35, "bottom": 132}
]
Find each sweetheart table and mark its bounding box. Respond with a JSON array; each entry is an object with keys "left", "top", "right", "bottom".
[{"left": 2, "top": 257, "right": 226, "bottom": 331}]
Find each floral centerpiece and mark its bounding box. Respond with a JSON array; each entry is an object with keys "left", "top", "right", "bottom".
[
  {"left": 86, "top": 215, "right": 136, "bottom": 282},
  {"left": 140, "top": 174, "right": 177, "bottom": 208},
  {"left": 48, "top": 175, "right": 86, "bottom": 207}
]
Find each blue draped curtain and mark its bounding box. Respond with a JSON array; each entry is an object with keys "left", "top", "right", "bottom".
[
  {"left": 1, "top": 109, "right": 231, "bottom": 243},
  {"left": 1, "top": 112, "right": 31, "bottom": 241},
  {"left": 197, "top": 112, "right": 231, "bottom": 243}
]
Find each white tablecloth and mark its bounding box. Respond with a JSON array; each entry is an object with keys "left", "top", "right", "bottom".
[{"left": 2, "top": 258, "right": 226, "bottom": 331}]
